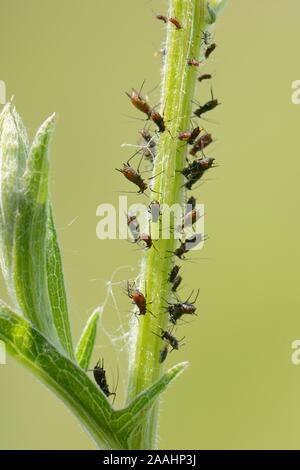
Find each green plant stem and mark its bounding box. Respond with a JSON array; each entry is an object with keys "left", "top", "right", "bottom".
[{"left": 126, "top": 0, "right": 208, "bottom": 450}]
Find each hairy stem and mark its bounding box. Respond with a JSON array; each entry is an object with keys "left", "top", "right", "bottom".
[{"left": 126, "top": 0, "right": 208, "bottom": 450}]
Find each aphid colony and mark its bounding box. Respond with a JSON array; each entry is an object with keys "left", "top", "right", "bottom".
[{"left": 92, "top": 13, "right": 220, "bottom": 399}]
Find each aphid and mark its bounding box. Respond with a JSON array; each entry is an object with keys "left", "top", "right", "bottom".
[
  {"left": 182, "top": 209, "right": 201, "bottom": 229},
  {"left": 116, "top": 163, "right": 148, "bottom": 194},
  {"left": 183, "top": 157, "right": 215, "bottom": 190},
  {"left": 165, "top": 290, "right": 199, "bottom": 324},
  {"left": 187, "top": 58, "right": 202, "bottom": 67},
  {"left": 168, "top": 265, "right": 181, "bottom": 283},
  {"left": 201, "top": 30, "right": 212, "bottom": 46},
  {"left": 169, "top": 17, "right": 182, "bottom": 30},
  {"left": 205, "top": 43, "right": 217, "bottom": 59},
  {"left": 159, "top": 345, "right": 169, "bottom": 363},
  {"left": 178, "top": 126, "right": 202, "bottom": 145},
  {"left": 198, "top": 73, "right": 212, "bottom": 82},
  {"left": 189, "top": 133, "right": 213, "bottom": 156},
  {"left": 148, "top": 200, "right": 161, "bottom": 223},
  {"left": 138, "top": 233, "right": 154, "bottom": 250},
  {"left": 150, "top": 109, "right": 166, "bottom": 133},
  {"left": 154, "top": 328, "right": 184, "bottom": 351},
  {"left": 89, "top": 359, "right": 116, "bottom": 399},
  {"left": 156, "top": 14, "right": 168, "bottom": 23},
  {"left": 193, "top": 88, "right": 219, "bottom": 118},
  {"left": 172, "top": 233, "right": 205, "bottom": 259},
  {"left": 184, "top": 174, "right": 202, "bottom": 190},
  {"left": 126, "top": 82, "right": 152, "bottom": 118},
  {"left": 171, "top": 275, "right": 182, "bottom": 292},
  {"left": 127, "top": 281, "right": 147, "bottom": 316},
  {"left": 186, "top": 196, "right": 196, "bottom": 211},
  {"left": 127, "top": 213, "right": 140, "bottom": 242},
  {"left": 139, "top": 128, "right": 156, "bottom": 148},
  {"left": 182, "top": 156, "right": 215, "bottom": 177}
]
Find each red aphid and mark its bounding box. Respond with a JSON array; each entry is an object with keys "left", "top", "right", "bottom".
[
  {"left": 150, "top": 110, "right": 166, "bottom": 133},
  {"left": 189, "top": 133, "right": 213, "bottom": 156},
  {"left": 169, "top": 17, "right": 182, "bottom": 29},
  {"left": 156, "top": 14, "right": 168, "bottom": 23},
  {"left": 178, "top": 126, "right": 202, "bottom": 145},
  {"left": 127, "top": 282, "right": 147, "bottom": 316},
  {"left": 126, "top": 88, "right": 152, "bottom": 118},
  {"left": 187, "top": 58, "right": 202, "bottom": 67},
  {"left": 116, "top": 163, "right": 148, "bottom": 193}
]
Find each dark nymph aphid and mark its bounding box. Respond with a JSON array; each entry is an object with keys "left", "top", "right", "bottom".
[
  {"left": 182, "top": 156, "right": 216, "bottom": 178},
  {"left": 193, "top": 88, "right": 220, "bottom": 118},
  {"left": 168, "top": 264, "right": 181, "bottom": 283},
  {"left": 139, "top": 128, "right": 156, "bottom": 150},
  {"left": 201, "top": 29, "right": 212, "bottom": 46},
  {"left": 171, "top": 275, "right": 182, "bottom": 292},
  {"left": 154, "top": 328, "right": 185, "bottom": 351},
  {"left": 165, "top": 290, "right": 200, "bottom": 324},
  {"left": 156, "top": 14, "right": 168, "bottom": 23},
  {"left": 159, "top": 345, "right": 169, "bottom": 364},
  {"left": 198, "top": 73, "right": 212, "bottom": 83},
  {"left": 205, "top": 43, "right": 217, "bottom": 60},
  {"left": 89, "top": 359, "right": 116, "bottom": 400},
  {"left": 182, "top": 156, "right": 216, "bottom": 190},
  {"left": 170, "top": 233, "right": 206, "bottom": 259},
  {"left": 168, "top": 265, "right": 182, "bottom": 292}
]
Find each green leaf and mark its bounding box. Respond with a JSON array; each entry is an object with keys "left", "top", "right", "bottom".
[
  {"left": 112, "top": 362, "right": 189, "bottom": 447},
  {"left": 0, "top": 303, "right": 122, "bottom": 450},
  {"left": 0, "top": 302, "right": 188, "bottom": 450},
  {"left": 76, "top": 308, "right": 100, "bottom": 370},
  {"left": 46, "top": 207, "right": 74, "bottom": 359},
  {"left": 0, "top": 103, "right": 28, "bottom": 297},
  {"left": 13, "top": 114, "right": 58, "bottom": 343}
]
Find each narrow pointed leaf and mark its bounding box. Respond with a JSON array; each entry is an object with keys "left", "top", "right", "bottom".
[
  {"left": 46, "top": 207, "right": 74, "bottom": 358},
  {"left": 13, "top": 114, "right": 58, "bottom": 342},
  {"left": 0, "top": 103, "right": 27, "bottom": 299},
  {"left": 76, "top": 308, "right": 100, "bottom": 370},
  {"left": 0, "top": 303, "right": 124, "bottom": 450},
  {"left": 112, "top": 362, "right": 189, "bottom": 444}
]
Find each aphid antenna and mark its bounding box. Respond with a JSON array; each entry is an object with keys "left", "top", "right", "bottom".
[
  {"left": 186, "top": 288, "right": 200, "bottom": 304},
  {"left": 125, "top": 147, "right": 143, "bottom": 166},
  {"left": 137, "top": 79, "right": 146, "bottom": 97},
  {"left": 114, "top": 190, "right": 149, "bottom": 199},
  {"left": 146, "top": 81, "right": 161, "bottom": 97},
  {"left": 122, "top": 113, "right": 149, "bottom": 123}
]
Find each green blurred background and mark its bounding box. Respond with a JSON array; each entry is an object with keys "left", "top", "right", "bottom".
[{"left": 1, "top": 0, "right": 300, "bottom": 450}]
